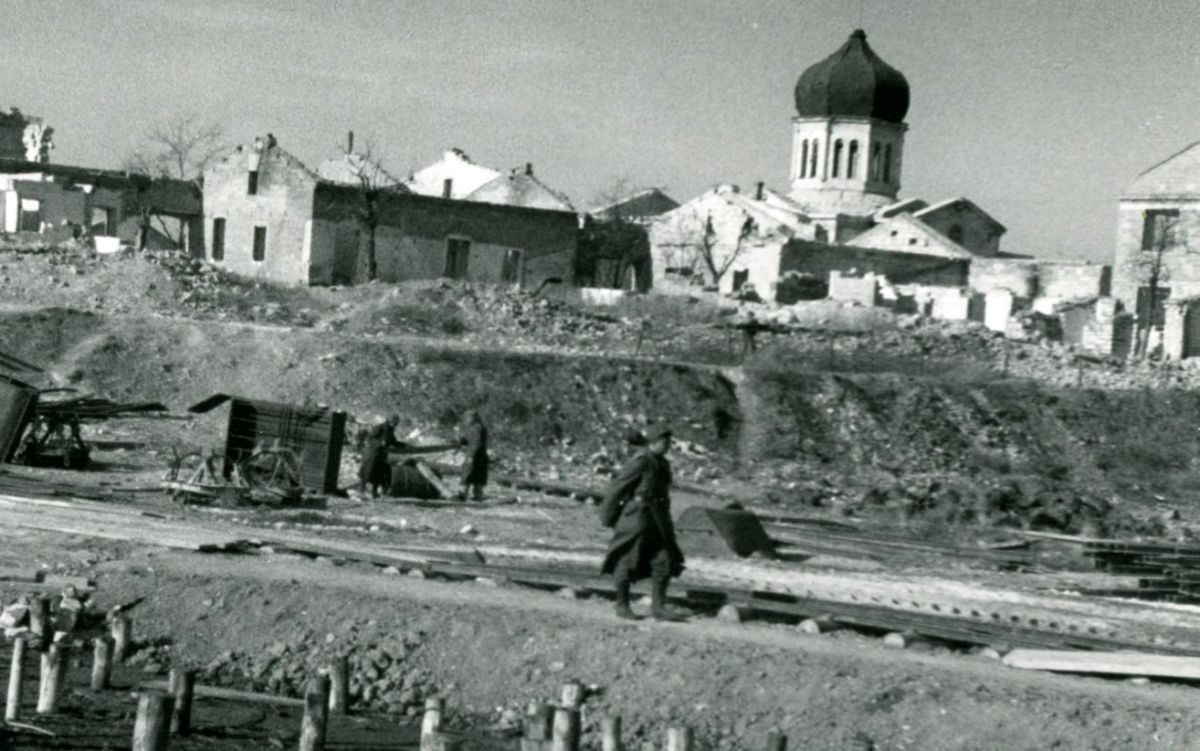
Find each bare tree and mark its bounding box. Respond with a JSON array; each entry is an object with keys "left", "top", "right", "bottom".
[
  {"left": 124, "top": 115, "right": 226, "bottom": 184},
  {"left": 123, "top": 114, "right": 226, "bottom": 248},
  {"left": 333, "top": 138, "right": 404, "bottom": 282},
  {"left": 1135, "top": 210, "right": 1191, "bottom": 358},
  {"left": 685, "top": 209, "right": 756, "bottom": 289}
]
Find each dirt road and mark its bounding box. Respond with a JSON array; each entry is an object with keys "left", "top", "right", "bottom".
[{"left": 3, "top": 521, "right": 1197, "bottom": 751}]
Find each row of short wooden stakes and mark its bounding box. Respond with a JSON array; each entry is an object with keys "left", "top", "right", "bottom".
[{"left": 3, "top": 609, "right": 793, "bottom": 750}]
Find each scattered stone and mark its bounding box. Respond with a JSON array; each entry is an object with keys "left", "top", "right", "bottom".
[{"left": 716, "top": 605, "right": 745, "bottom": 624}]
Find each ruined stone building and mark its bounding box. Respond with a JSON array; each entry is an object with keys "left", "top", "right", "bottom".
[
  {"left": 201, "top": 137, "right": 576, "bottom": 288},
  {"left": 0, "top": 159, "right": 202, "bottom": 251},
  {"left": 403, "top": 148, "right": 573, "bottom": 213},
  {"left": 1112, "top": 141, "right": 1200, "bottom": 358},
  {"left": 589, "top": 188, "right": 679, "bottom": 224},
  {"left": 0, "top": 110, "right": 202, "bottom": 251},
  {"left": 0, "top": 108, "right": 52, "bottom": 163}
]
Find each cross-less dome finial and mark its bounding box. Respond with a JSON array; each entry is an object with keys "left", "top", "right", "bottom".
[{"left": 794, "top": 29, "right": 910, "bottom": 123}]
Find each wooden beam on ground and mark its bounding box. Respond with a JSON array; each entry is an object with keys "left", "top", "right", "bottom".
[
  {"left": 428, "top": 463, "right": 603, "bottom": 502},
  {"left": 414, "top": 461, "right": 456, "bottom": 500},
  {"left": 1002, "top": 649, "right": 1200, "bottom": 679},
  {"left": 139, "top": 681, "right": 304, "bottom": 707}
]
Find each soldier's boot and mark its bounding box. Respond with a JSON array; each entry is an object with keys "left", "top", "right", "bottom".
[
  {"left": 650, "top": 575, "right": 684, "bottom": 622},
  {"left": 614, "top": 578, "right": 638, "bottom": 620}
]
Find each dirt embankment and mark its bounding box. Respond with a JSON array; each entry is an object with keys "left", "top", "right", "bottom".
[
  {"left": 741, "top": 363, "right": 1200, "bottom": 531},
  {"left": 0, "top": 308, "right": 740, "bottom": 478},
  {"left": 4, "top": 306, "right": 1200, "bottom": 529}
]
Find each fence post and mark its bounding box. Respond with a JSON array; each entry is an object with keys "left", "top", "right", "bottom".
[
  {"left": 132, "top": 690, "right": 174, "bottom": 751},
  {"left": 169, "top": 667, "right": 196, "bottom": 735},
  {"left": 420, "top": 696, "right": 446, "bottom": 751},
  {"left": 91, "top": 637, "right": 112, "bottom": 690},
  {"left": 298, "top": 674, "right": 331, "bottom": 751},
  {"left": 550, "top": 707, "right": 580, "bottom": 751},
  {"left": 601, "top": 716, "right": 622, "bottom": 751},
  {"left": 35, "top": 643, "right": 68, "bottom": 714},
  {"left": 5, "top": 636, "right": 26, "bottom": 722}
]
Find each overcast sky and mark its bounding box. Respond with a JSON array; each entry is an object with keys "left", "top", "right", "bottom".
[{"left": 4, "top": 0, "right": 1199, "bottom": 261}]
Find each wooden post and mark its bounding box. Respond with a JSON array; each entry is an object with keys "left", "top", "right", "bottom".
[
  {"left": 5, "top": 636, "right": 25, "bottom": 722},
  {"left": 550, "top": 707, "right": 580, "bottom": 751},
  {"left": 35, "top": 642, "right": 68, "bottom": 714},
  {"left": 169, "top": 667, "right": 196, "bottom": 735},
  {"left": 327, "top": 655, "right": 349, "bottom": 715},
  {"left": 523, "top": 701, "right": 553, "bottom": 750},
  {"left": 765, "top": 732, "right": 788, "bottom": 751},
  {"left": 420, "top": 696, "right": 446, "bottom": 751},
  {"left": 29, "top": 596, "right": 50, "bottom": 651},
  {"left": 91, "top": 637, "right": 113, "bottom": 690},
  {"left": 132, "top": 690, "right": 174, "bottom": 751},
  {"left": 298, "top": 674, "right": 331, "bottom": 751},
  {"left": 559, "top": 681, "right": 584, "bottom": 709},
  {"left": 112, "top": 614, "right": 132, "bottom": 663},
  {"left": 601, "top": 716, "right": 622, "bottom": 751},
  {"left": 667, "top": 727, "right": 693, "bottom": 751}
]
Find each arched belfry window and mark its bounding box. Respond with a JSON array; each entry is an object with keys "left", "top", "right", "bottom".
[
  {"left": 870, "top": 143, "right": 881, "bottom": 180},
  {"left": 809, "top": 139, "right": 819, "bottom": 177},
  {"left": 883, "top": 144, "right": 893, "bottom": 182},
  {"left": 847, "top": 141, "right": 859, "bottom": 178},
  {"left": 832, "top": 140, "right": 844, "bottom": 178},
  {"left": 800, "top": 140, "right": 809, "bottom": 178}
]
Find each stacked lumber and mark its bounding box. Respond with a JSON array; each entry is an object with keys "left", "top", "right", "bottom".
[
  {"left": 34, "top": 394, "right": 167, "bottom": 421},
  {"left": 1078, "top": 539, "right": 1200, "bottom": 603},
  {"left": 767, "top": 519, "right": 1035, "bottom": 571}
]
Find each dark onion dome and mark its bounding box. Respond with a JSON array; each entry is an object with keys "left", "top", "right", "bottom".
[{"left": 794, "top": 29, "right": 910, "bottom": 124}]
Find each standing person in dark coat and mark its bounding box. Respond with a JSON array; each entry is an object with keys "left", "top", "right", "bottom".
[
  {"left": 598, "top": 425, "right": 685, "bottom": 621},
  {"left": 458, "top": 411, "right": 489, "bottom": 501},
  {"left": 358, "top": 415, "right": 404, "bottom": 499}
]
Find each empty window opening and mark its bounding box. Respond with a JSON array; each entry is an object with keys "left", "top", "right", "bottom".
[
  {"left": 832, "top": 140, "right": 844, "bottom": 178},
  {"left": 847, "top": 140, "right": 859, "bottom": 178},
  {"left": 800, "top": 140, "right": 809, "bottom": 178},
  {"left": 212, "top": 217, "right": 226, "bottom": 261},
  {"left": 809, "top": 139, "right": 819, "bottom": 177},
  {"left": 445, "top": 237, "right": 470, "bottom": 279},
  {"left": 908, "top": 237, "right": 918, "bottom": 245},
  {"left": 883, "top": 144, "right": 893, "bottom": 182},
  {"left": 18, "top": 198, "right": 41, "bottom": 233},
  {"left": 814, "top": 225, "right": 829, "bottom": 243},
  {"left": 248, "top": 170, "right": 259, "bottom": 195},
  {"left": 732, "top": 269, "right": 749, "bottom": 292},
  {"left": 501, "top": 248, "right": 522, "bottom": 283},
  {"left": 252, "top": 225, "right": 267, "bottom": 262},
  {"left": 1142, "top": 209, "right": 1180, "bottom": 252},
  {"left": 89, "top": 206, "right": 114, "bottom": 235},
  {"left": 1136, "top": 286, "right": 1170, "bottom": 329}
]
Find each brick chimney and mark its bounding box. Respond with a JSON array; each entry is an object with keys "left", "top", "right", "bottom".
[
  {"left": 525, "top": 162, "right": 533, "bottom": 176},
  {"left": 347, "top": 130, "right": 354, "bottom": 154},
  {"left": 755, "top": 182, "right": 765, "bottom": 200}
]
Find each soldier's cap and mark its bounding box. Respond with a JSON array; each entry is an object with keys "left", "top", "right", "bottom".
[{"left": 646, "top": 425, "right": 673, "bottom": 442}]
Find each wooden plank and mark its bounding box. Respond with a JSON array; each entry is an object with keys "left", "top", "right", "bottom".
[
  {"left": 139, "top": 681, "right": 303, "bottom": 707},
  {"left": 1002, "top": 649, "right": 1200, "bottom": 679},
  {"left": 414, "top": 462, "right": 455, "bottom": 500}
]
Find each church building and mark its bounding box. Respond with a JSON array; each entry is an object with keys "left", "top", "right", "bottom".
[{"left": 650, "top": 29, "right": 1009, "bottom": 300}]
